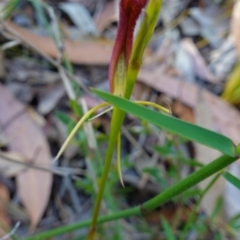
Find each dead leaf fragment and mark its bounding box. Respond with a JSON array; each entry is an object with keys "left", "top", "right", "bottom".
[
  {"left": 172, "top": 101, "right": 194, "bottom": 123},
  {"left": 60, "top": 3, "right": 98, "bottom": 36},
  {"left": 0, "top": 151, "right": 27, "bottom": 177},
  {"left": 5, "top": 22, "right": 112, "bottom": 65},
  {"left": 37, "top": 82, "right": 65, "bottom": 115},
  {"left": 209, "top": 35, "right": 237, "bottom": 82},
  {"left": 94, "top": 1, "right": 116, "bottom": 32},
  {"left": 0, "top": 183, "right": 10, "bottom": 238},
  {"left": 0, "top": 84, "right": 52, "bottom": 230},
  {"left": 181, "top": 38, "right": 217, "bottom": 83}
]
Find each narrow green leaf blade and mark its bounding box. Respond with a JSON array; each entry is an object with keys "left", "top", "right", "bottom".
[
  {"left": 161, "top": 217, "right": 176, "bottom": 240},
  {"left": 224, "top": 172, "right": 240, "bottom": 190},
  {"left": 92, "top": 89, "right": 235, "bottom": 157},
  {"left": 228, "top": 213, "right": 240, "bottom": 230}
]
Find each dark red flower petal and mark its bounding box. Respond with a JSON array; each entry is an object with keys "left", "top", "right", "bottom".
[{"left": 109, "top": 0, "right": 148, "bottom": 93}]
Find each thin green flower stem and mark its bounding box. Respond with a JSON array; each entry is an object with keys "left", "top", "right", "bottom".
[
  {"left": 25, "top": 154, "right": 238, "bottom": 240},
  {"left": 87, "top": 107, "right": 126, "bottom": 240},
  {"left": 87, "top": 99, "right": 169, "bottom": 238},
  {"left": 124, "top": 68, "right": 139, "bottom": 99},
  {"left": 179, "top": 172, "right": 222, "bottom": 240},
  {"left": 86, "top": 57, "right": 161, "bottom": 238},
  {"left": 84, "top": 0, "right": 163, "bottom": 236}
]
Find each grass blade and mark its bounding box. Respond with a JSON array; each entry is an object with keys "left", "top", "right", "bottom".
[
  {"left": 224, "top": 172, "right": 240, "bottom": 190},
  {"left": 92, "top": 89, "right": 235, "bottom": 157},
  {"left": 161, "top": 217, "right": 176, "bottom": 240}
]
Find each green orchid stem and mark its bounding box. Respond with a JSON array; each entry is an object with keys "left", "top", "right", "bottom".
[
  {"left": 87, "top": 107, "right": 126, "bottom": 240},
  {"left": 25, "top": 154, "right": 238, "bottom": 240},
  {"left": 87, "top": 63, "right": 140, "bottom": 239},
  {"left": 87, "top": 49, "right": 142, "bottom": 239}
]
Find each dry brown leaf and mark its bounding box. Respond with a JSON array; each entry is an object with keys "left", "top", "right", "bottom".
[
  {"left": 0, "top": 183, "right": 10, "bottom": 238},
  {"left": 232, "top": 0, "right": 240, "bottom": 57},
  {"left": 0, "top": 51, "right": 5, "bottom": 79},
  {"left": 172, "top": 101, "right": 194, "bottom": 123},
  {"left": 149, "top": 38, "right": 173, "bottom": 65},
  {"left": 6, "top": 22, "right": 112, "bottom": 65},
  {"left": 37, "top": 82, "right": 65, "bottom": 115},
  {"left": 94, "top": 1, "right": 117, "bottom": 32},
  {"left": 145, "top": 204, "right": 191, "bottom": 225},
  {"left": 132, "top": 82, "right": 151, "bottom": 101},
  {"left": 181, "top": 38, "right": 217, "bottom": 83},
  {"left": 0, "top": 151, "right": 27, "bottom": 177},
  {"left": 0, "top": 84, "right": 52, "bottom": 230}
]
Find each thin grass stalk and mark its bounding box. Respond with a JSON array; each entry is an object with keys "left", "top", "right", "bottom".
[{"left": 25, "top": 154, "right": 238, "bottom": 240}]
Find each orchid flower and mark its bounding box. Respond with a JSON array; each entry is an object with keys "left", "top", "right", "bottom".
[
  {"left": 55, "top": 0, "right": 168, "bottom": 177},
  {"left": 55, "top": 0, "right": 167, "bottom": 239},
  {"left": 109, "top": 0, "right": 148, "bottom": 97}
]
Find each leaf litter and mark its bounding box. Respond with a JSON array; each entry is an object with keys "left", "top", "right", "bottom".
[{"left": 0, "top": 0, "right": 240, "bottom": 239}]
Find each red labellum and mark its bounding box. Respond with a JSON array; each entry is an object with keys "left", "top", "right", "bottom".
[{"left": 109, "top": 0, "right": 148, "bottom": 94}]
